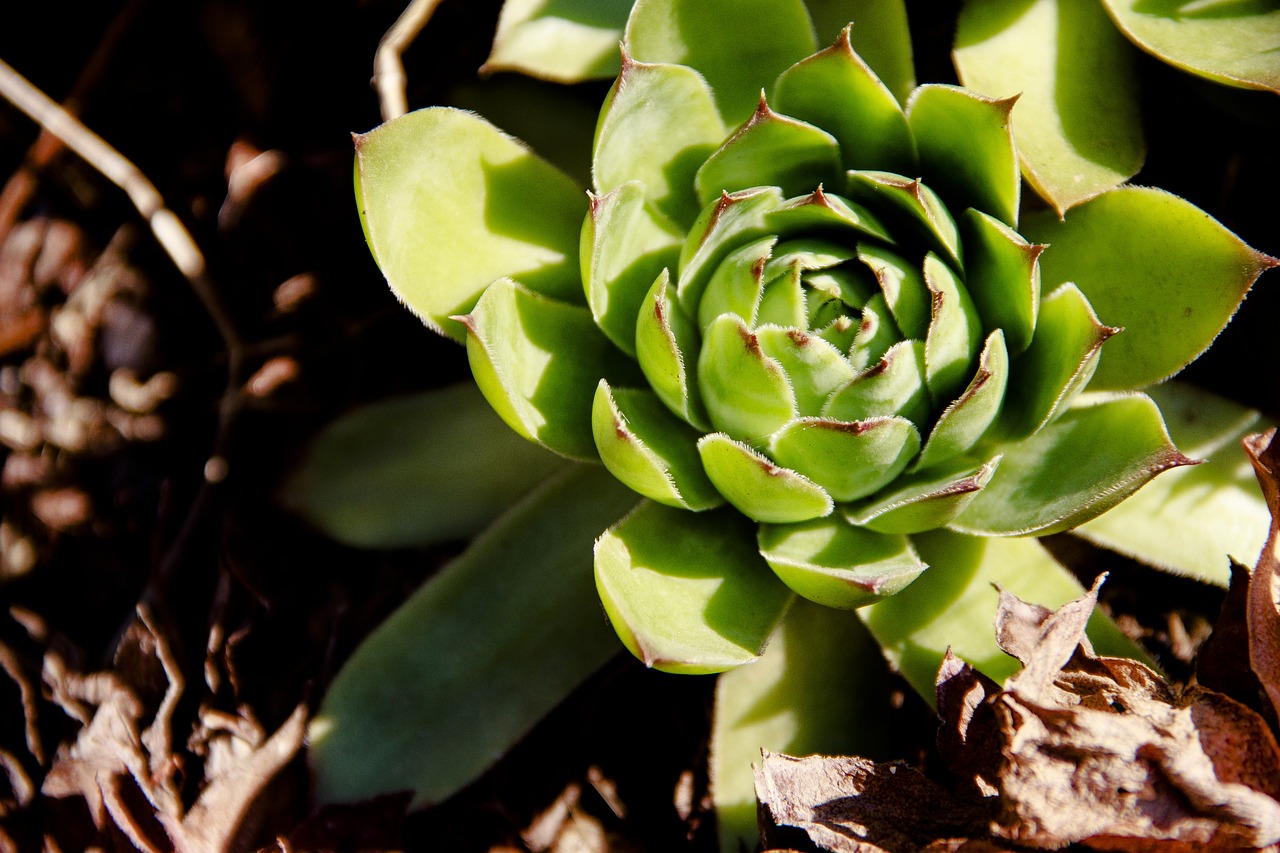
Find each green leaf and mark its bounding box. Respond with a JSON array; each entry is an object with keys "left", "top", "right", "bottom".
[
  {"left": 697, "top": 236, "right": 774, "bottom": 331},
  {"left": 860, "top": 529, "right": 1149, "bottom": 701},
  {"left": 765, "top": 187, "right": 892, "bottom": 245},
  {"left": 695, "top": 97, "right": 843, "bottom": 205},
  {"left": 355, "top": 108, "right": 586, "bottom": 342},
  {"left": 954, "top": 0, "right": 1144, "bottom": 214},
  {"left": 678, "top": 187, "right": 785, "bottom": 311},
  {"left": 755, "top": 326, "right": 857, "bottom": 416},
  {"left": 1023, "top": 186, "right": 1277, "bottom": 391},
  {"left": 844, "top": 457, "right": 1000, "bottom": 534},
  {"left": 915, "top": 330, "right": 1008, "bottom": 471},
  {"left": 825, "top": 340, "right": 930, "bottom": 427},
  {"left": 593, "top": 55, "right": 727, "bottom": 227},
  {"left": 773, "top": 26, "right": 916, "bottom": 175},
  {"left": 770, "top": 417, "right": 920, "bottom": 502},
  {"left": 847, "top": 294, "right": 901, "bottom": 372},
  {"left": 846, "top": 171, "right": 962, "bottom": 269},
  {"left": 954, "top": 393, "right": 1194, "bottom": 536},
  {"left": 281, "top": 384, "right": 569, "bottom": 548},
  {"left": 698, "top": 314, "right": 798, "bottom": 441},
  {"left": 857, "top": 244, "right": 929, "bottom": 340},
  {"left": 922, "top": 253, "right": 982, "bottom": 405},
  {"left": 592, "top": 380, "right": 723, "bottom": 510},
  {"left": 309, "top": 465, "right": 640, "bottom": 808},
  {"left": 906, "top": 84, "right": 1019, "bottom": 227},
  {"left": 635, "top": 269, "right": 709, "bottom": 429},
  {"left": 960, "top": 208, "right": 1042, "bottom": 356},
  {"left": 1000, "top": 283, "right": 1117, "bottom": 439},
  {"left": 712, "top": 601, "right": 894, "bottom": 852},
  {"left": 697, "top": 433, "right": 835, "bottom": 523},
  {"left": 758, "top": 515, "right": 926, "bottom": 608},
  {"left": 595, "top": 502, "right": 794, "bottom": 672},
  {"left": 458, "top": 278, "right": 639, "bottom": 460},
  {"left": 1074, "top": 381, "right": 1271, "bottom": 586},
  {"left": 582, "top": 181, "right": 684, "bottom": 355},
  {"left": 1101, "top": 0, "right": 1280, "bottom": 93},
  {"left": 804, "top": 0, "right": 916, "bottom": 103},
  {"left": 482, "top": 0, "right": 634, "bottom": 82},
  {"left": 626, "top": 0, "right": 819, "bottom": 125}
]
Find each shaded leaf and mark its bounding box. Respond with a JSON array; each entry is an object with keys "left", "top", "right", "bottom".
[
  {"left": 805, "top": 0, "right": 915, "bottom": 104},
  {"left": 713, "top": 602, "right": 895, "bottom": 852},
  {"left": 626, "top": 0, "right": 818, "bottom": 125},
  {"left": 483, "top": 0, "right": 634, "bottom": 83},
  {"left": 309, "top": 465, "right": 641, "bottom": 808},
  {"left": 281, "top": 384, "right": 569, "bottom": 548}
]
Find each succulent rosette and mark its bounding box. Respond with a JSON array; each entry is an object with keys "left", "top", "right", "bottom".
[{"left": 315, "top": 0, "right": 1274, "bottom": 834}]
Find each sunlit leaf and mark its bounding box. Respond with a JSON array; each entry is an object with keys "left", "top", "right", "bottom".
[
  {"left": 1074, "top": 381, "right": 1271, "bottom": 586},
  {"left": 595, "top": 502, "right": 793, "bottom": 672},
  {"left": 355, "top": 108, "right": 586, "bottom": 341},
  {"left": 483, "top": 0, "right": 634, "bottom": 82},
  {"left": 1023, "top": 186, "right": 1276, "bottom": 391},
  {"left": 954, "top": 0, "right": 1144, "bottom": 214}
]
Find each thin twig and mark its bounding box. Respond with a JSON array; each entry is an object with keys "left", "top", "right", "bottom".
[
  {"left": 0, "top": 58, "right": 246, "bottom": 590},
  {"left": 373, "top": 0, "right": 445, "bottom": 121},
  {"left": 0, "top": 58, "right": 241, "bottom": 355}
]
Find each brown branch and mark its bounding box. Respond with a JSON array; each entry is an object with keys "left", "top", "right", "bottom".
[{"left": 373, "top": 0, "right": 446, "bottom": 121}]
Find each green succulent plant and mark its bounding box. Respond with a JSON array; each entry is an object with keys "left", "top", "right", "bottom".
[{"left": 298, "top": 0, "right": 1275, "bottom": 847}]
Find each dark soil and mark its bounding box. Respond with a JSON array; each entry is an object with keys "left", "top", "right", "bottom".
[{"left": 0, "top": 2, "right": 1277, "bottom": 851}]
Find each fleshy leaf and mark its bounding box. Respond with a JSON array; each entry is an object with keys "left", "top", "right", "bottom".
[
  {"left": 594, "top": 502, "right": 794, "bottom": 673},
  {"left": 282, "top": 384, "right": 569, "bottom": 549},
  {"left": 699, "top": 314, "right": 798, "bottom": 441},
  {"left": 915, "top": 330, "right": 1008, "bottom": 472},
  {"left": 824, "top": 340, "right": 930, "bottom": 428},
  {"left": 635, "top": 269, "right": 709, "bottom": 429},
  {"left": 457, "top": 278, "right": 639, "bottom": 460},
  {"left": 961, "top": 208, "right": 1042, "bottom": 356},
  {"left": 804, "top": 0, "right": 916, "bottom": 102},
  {"left": 712, "top": 601, "right": 894, "bottom": 852},
  {"left": 765, "top": 187, "right": 893, "bottom": 245},
  {"left": 844, "top": 457, "right": 1000, "bottom": 534},
  {"left": 1000, "top": 283, "right": 1117, "bottom": 439},
  {"left": 756, "top": 263, "right": 809, "bottom": 328},
  {"left": 954, "top": 0, "right": 1144, "bottom": 214},
  {"left": 1075, "top": 382, "right": 1271, "bottom": 587},
  {"left": 697, "top": 433, "right": 835, "bottom": 523},
  {"left": 593, "top": 54, "right": 727, "bottom": 227},
  {"left": 1023, "top": 186, "right": 1277, "bottom": 391},
  {"left": 755, "top": 326, "right": 857, "bottom": 416},
  {"left": 481, "top": 0, "right": 634, "bottom": 82},
  {"left": 858, "top": 243, "right": 929, "bottom": 340},
  {"left": 355, "top": 108, "right": 587, "bottom": 341},
  {"left": 695, "top": 95, "right": 843, "bottom": 205},
  {"left": 769, "top": 416, "right": 920, "bottom": 502},
  {"left": 954, "top": 393, "right": 1195, "bottom": 536},
  {"left": 1101, "top": 0, "right": 1280, "bottom": 93},
  {"left": 592, "top": 380, "right": 724, "bottom": 510},
  {"left": 846, "top": 171, "right": 962, "bottom": 268},
  {"left": 309, "top": 465, "right": 641, "bottom": 807},
  {"left": 697, "top": 236, "right": 774, "bottom": 331},
  {"left": 625, "top": 0, "right": 818, "bottom": 125},
  {"left": 582, "top": 181, "right": 684, "bottom": 355},
  {"left": 859, "top": 529, "right": 1149, "bottom": 701},
  {"left": 847, "top": 294, "right": 900, "bottom": 372},
  {"left": 907, "top": 84, "right": 1019, "bottom": 227},
  {"left": 773, "top": 25, "right": 916, "bottom": 174},
  {"left": 758, "top": 515, "right": 926, "bottom": 608},
  {"left": 922, "top": 253, "right": 982, "bottom": 405},
  {"left": 678, "top": 187, "right": 785, "bottom": 310}
]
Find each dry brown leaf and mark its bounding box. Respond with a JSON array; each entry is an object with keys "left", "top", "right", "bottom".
[
  {"left": 756, "top": 578, "right": 1280, "bottom": 852},
  {"left": 1244, "top": 428, "right": 1280, "bottom": 723},
  {"left": 39, "top": 605, "right": 307, "bottom": 853}
]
